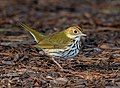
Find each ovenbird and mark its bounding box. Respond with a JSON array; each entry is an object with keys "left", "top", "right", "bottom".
[
  {"left": 20, "top": 23, "right": 86, "bottom": 58},
  {"left": 20, "top": 23, "right": 86, "bottom": 69}
]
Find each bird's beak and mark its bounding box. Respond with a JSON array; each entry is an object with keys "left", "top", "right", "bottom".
[{"left": 80, "top": 33, "right": 87, "bottom": 37}]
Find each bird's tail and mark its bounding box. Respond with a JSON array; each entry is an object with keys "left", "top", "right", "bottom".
[{"left": 20, "top": 23, "right": 45, "bottom": 43}]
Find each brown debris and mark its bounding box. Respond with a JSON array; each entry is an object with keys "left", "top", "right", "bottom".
[{"left": 0, "top": 0, "right": 120, "bottom": 88}]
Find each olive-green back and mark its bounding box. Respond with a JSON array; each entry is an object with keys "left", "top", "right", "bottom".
[{"left": 38, "top": 31, "right": 72, "bottom": 49}]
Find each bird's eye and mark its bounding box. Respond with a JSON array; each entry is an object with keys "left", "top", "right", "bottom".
[{"left": 74, "top": 30, "right": 78, "bottom": 33}]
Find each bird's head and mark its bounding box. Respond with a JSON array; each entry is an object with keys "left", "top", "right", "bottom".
[{"left": 64, "top": 26, "right": 86, "bottom": 39}]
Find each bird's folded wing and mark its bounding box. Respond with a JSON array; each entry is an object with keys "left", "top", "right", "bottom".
[{"left": 37, "top": 32, "right": 73, "bottom": 49}]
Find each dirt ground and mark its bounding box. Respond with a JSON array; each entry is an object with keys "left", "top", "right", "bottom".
[{"left": 0, "top": 0, "right": 120, "bottom": 88}]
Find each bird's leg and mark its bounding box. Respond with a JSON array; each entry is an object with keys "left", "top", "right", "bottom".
[
  {"left": 43, "top": 51, "right": 63, "bottom": 70},
  {"left": 51, "top": 57, "right": 63, "bottom": 70}
]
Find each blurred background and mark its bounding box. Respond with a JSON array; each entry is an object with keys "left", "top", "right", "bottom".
[{"left": 0, "top": 0, "right": 120, "bottom": 28}]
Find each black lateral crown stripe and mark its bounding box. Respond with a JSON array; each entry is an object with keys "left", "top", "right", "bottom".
[{"left": 76, "top": 26, "right": 82, "bottom": 31}]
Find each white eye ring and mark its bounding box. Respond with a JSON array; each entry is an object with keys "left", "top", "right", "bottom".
[{"left": 74, "top": 30, "right": 78, "bottom": 33}]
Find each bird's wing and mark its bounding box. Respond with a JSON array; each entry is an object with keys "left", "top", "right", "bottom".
[{"left": 38, "top": 31, "right": 73, "bottom": 49}]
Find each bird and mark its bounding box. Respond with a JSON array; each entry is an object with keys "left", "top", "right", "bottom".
[{"left": 20, "top": 23, "right": 86, "bottom": 69}]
